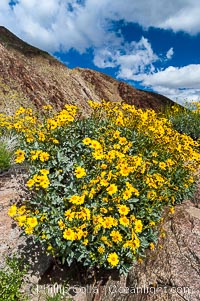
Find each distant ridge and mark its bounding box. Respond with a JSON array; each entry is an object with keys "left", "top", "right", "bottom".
[
  {"left": 0, "top": 26, "right": 178, "bottom": 114},
  {"left": 0, "top": 26, "right": 52, "bottom": 58}
]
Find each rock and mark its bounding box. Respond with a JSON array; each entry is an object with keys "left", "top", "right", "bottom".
[
  {"left": 0, "top": 172, "right": 53, "bottom": 299},
  {"left": 118, "top": 201, "right": 200, "bottom": 301}
]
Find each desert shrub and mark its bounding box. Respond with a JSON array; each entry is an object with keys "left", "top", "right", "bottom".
[
  {"left": 165, "top": 101, "right": 200, "bottom": 142},
  {"left": 0, "top": 255, "right": 28, "bottom": 301},
  {"left": 1, "top": 101, "right": 200, "bottom": 275}
]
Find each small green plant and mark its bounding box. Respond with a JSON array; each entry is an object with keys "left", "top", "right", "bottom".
[
  {"left": 0, "top": 255, "right": 28, "bottom": 301},
  {"left": 0, "top": 141, "right": 13, "bottom": 172},
  {"left": 45, "top": 294, "right": 73, "bottom": 301},
  {"left": 45, "top": 292, "right": 65, "bottom": 301},
  {"left": 0, "top": 132, "right": 18, "bottom": 173}
]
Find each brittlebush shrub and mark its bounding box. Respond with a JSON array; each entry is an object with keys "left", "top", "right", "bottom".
[
  {"left": 1, "top": 101, "right": 200, "bottom": 275},
  {"left": 165, "top": 101, "right": 200, "bottom": 142}
]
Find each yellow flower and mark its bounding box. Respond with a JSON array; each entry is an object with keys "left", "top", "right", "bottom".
[
  {"left": 15, "top": 149, "right": 25, "bottom": 156},
  {"left": 53, "top": 139, "right": 59, "bottom": 144},
  {"left": 102, "top": 218, "right": 113, "bottom": 229},
  {"left": 25, "top": 227, "right": 33, "bottom": 235},
  {"left": 102, "top": 216, "right": 117, "bottom": 229},
  {"left": 64, "top": 209, "right": 75, "bottom": 221},
  {"left": 169, "top": 207, "right": 175, "bottom": 214},
  {"left": 47, "top": 119, "right": 58, "bottom": 130},
  {"left": 27, "top": 217, "right": 38, "bottom": 228},
  {"left": 38, "top": 175, "right": 50, "bottom": 189},
  {"left": 100, "top": 179, "right": 109, "bottom": 186},
  {"left": 120, "top": 166, "right": 131, "bottom": 177},
  {"left": 26, "top": 179, "right": 35, "bottom": 188},
  {"left": 117, "top": 204, "right": 130, "bottom": 215},
  {"left": 38, "top": 131, "right": 45, "bottom": 141},
  {"left": 149, "top": 242, "right": 155, "bottom": 250},
  {"left": 90, "top": 140, "right": 101, "bottom": 149},
  {"left": 149, "top": 221, "right": 155, "bottom": 227},
  {"left": 133, "top": 236, "right": 140, "bottom": 248},
  {"left": 40, "top": 214, "right": 47, "bottom": 221},
  {"left": 15, "top": 155, "right": 25, "bottom": 163},
  {"left": 82, "top": 137, "right": 91, "bottom": 145},
  {"left": 113, "top": 130, "right": 120, "bottom": 139},
  {"left": 110, "top": 230, "right": 122, "bottom": 243},
  {"left": 122, "top": 189, "right": 132, "bottom": 200},
  {"left": 75, "top": 166, "right": 86, "bottom": 178},
  {"left": 40, "top": 169, "right": 49, "bottom": 176},
  {"left": 63, "top": 228, "right": 75, "bottom": 240},
  {"left": 159, "top": 162, "right": 166, "bottom": 170},
  {"left": 92, "top": 151, "right": 104, "bottom": 160},
  {"left": 119, "top": 216, "right": 129, "bottom": 227},
  {"left": 30, "top": 150, "right": 41, "bottom": 160},
  {"left": 47, "top": 245, "right": 53, "bottom": 251},
  {"left": 107, "top": 252, "right": 119, "bottom": 267},
  {"left": 115, "top": 117, "right": 124, "bottom": 126},
  {"left": 41, "top": 233, "right": 47, "bottom": 240},
  {"left": 18, "top": 206, "right": 26, "bottom": 215},
  {"left": 134, "top": 220, "right": 143, "bottom": 233},
  {"left": 82, "top": 239, "right": 89, "bottom": 246},
  {"left": 16, "top": 215, "right": 26, "bottom": 227},
  {"left": 97, "top": 246, "right": 105, "bottom": 253},
  {"left": 106, "top": 184, "right": 118, "bottom": 195},
  {"left": 147, "top": 190, "right": 157, "bottom": 200},
  {"left": 100, "top": 207, "right": 108, "bottom": 214},
  {"left": 188, "top": 176, "right": 194, "bottom": 183},
  {"left": 75, "top": 229, "right": 84, "bottom": 240},
  {"left": 101, "top": 164, "right": 107, "bottom": 169},
  {"left": 39, "top": 152, "right": 50, "bottom": 162},
  {"left": 58, "top": 219, "right": 65, "bottom": 230},
  {"left": 69, "top": 195, "right": 85, "bottom": 205},
  {"left": 8, "top": 204, "right": 17, "bottom": 217},
  {"left": 119, "top": 137, "right": 127, "bottom": 145},
  {"left": 15, "top": 107, "right": 25, "bottom": 115}
]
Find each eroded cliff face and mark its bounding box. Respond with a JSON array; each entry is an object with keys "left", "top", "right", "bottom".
[{"left": 0, "top": 26, "right": 175, "bottom": 115}]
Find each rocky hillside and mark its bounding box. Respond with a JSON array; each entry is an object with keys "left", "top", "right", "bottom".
[{"left": 0, "top": 26, "right": 176, "bottom": 114}]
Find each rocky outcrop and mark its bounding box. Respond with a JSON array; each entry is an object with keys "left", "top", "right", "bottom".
[{"left": 124, "top": 200, "right": 200, "bottom": 301}]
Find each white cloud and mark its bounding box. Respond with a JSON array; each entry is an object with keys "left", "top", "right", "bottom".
[
  {"left": 150, "top": 86, "right": 200, "bottom": 104},
  {"left": 142, "top": 65, "right": 200, "bottom": 89},
  {"left": 136, "top": 65, "right": 200, "bottom": 103},
  {"left": 1, "top": 0, "right": 200, "bottom": 53},
  {"left": 166, "top": 47, "right": 174, "bottom": 60},
  {"left": 93, "top": 48, "right": 118, "bottom": 68},
  {"left": 159, "top": 2, "right": 200, "bottom": 34},
  {"left": 94, "top": 37, "right": 158, "bottom": 79}
]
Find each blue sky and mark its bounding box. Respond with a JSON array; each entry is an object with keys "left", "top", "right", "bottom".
[{"left": 1, "top": 0, "right": 200, "bottom": 104}]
